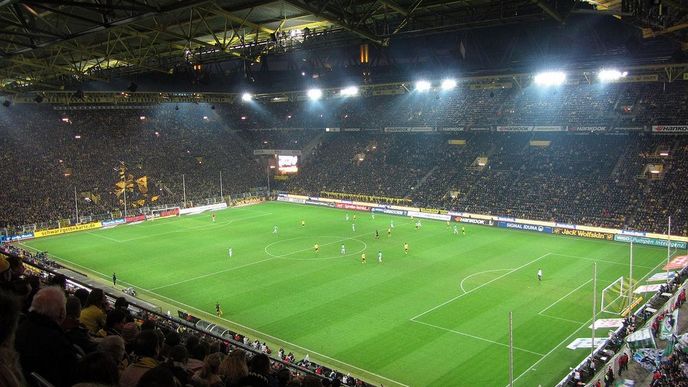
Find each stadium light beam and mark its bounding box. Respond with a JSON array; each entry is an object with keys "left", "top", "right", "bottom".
[
  {"left": 598, "top": 69, "right": 628, "bottom": 82},
  {"left": 307, "top": 88, "right": 323, "bottom": 100},
  {"left": 415, "top": 80, "right": 431, "bottom": 92},
  {"left": 533, "top": 71, "right": 566, "bottom": 86},
  {"left": 241, "top": 92, "right": 252, "bottom": 102},
  {"left": 441, "top": 79, "right": 457, "bottom": 90},
  {"left": 341, "top": 86, "right": 359, "bottom": 97}
]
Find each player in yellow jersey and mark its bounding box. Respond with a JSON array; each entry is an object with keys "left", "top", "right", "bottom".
[
  {"left": 404, "top": 242, "right": 409, "bottom": 255},
  {"left": 301, "top": 220, "right": 305, "bottom": 227},
  {"left": 314, "top": 243, "right": 319, "bottom": 253},
  {"left": 361, "top": 252, "right": 367, "bottom": 264},
  {"left": 387, "top": 227, "right": 392, "bottom": 237}
]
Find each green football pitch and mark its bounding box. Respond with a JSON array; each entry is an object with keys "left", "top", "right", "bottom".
[{"left": 20, "top": 201, "right": 673, "bottom": 386}]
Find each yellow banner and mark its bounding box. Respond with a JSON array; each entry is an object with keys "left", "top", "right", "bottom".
[
  {"left": 35, "top": 221, "right": 102, "bottom": 238},
  {"left": 420, "top": 208, "right": 448, "bottom": 215}
]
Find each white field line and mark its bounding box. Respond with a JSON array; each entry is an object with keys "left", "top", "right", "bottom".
[
  {"left": 265, "top": 234, "right": 368, "bottom": 258},
  {"left": 17, "top": 243, "right": 409, "bottom": 387},
  {"left": 412, "top": 320, "right": 545, "bottom": 357},
  {"left": 116, "top": 212, "right": 273, "bottom": 243},
  {"left": 410, "top": 253, "right": 552, "bottom": 321},
  {"left": 537, "top": 313, "right": 587, "bottom": 325},
  {"left": 552, "top": 253, "right": 655, "bottom": 269},
  {"left": 538, "top": 279, "right": 593, "bottom": 315},
  {"left": 459, "top": 268, "right": 512, "bottom": 293},
  {"left": 85, "top": 231, "right": 123, "bottom": 243},
  {"left": 149, "top": 258, "right": 277, "bottom": 291},
  {"left": 148, "top": 291, "right": 411, "bottom": 387},
  {"left": 508, "top": 250, "right": 678, "bottom": 387}
]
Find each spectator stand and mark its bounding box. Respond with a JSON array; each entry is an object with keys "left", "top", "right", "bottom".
[{"left": 556, "top": 265, "right": 688, "bottom": 387}]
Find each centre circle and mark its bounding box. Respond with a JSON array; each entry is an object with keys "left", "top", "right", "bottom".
[{"left": 264, "top": 236, "right": 368, "bottom": 260}]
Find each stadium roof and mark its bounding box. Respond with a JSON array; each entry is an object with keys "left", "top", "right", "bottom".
[{"left": 1, "top": 0, "right": 686, "bottom": 92}]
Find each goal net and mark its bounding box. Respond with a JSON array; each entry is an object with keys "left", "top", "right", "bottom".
[
  {"left": 147, "top": 206, "right": 181, "bottom": 220},
  {"left": 600, "top": 276, "right": 637, "bottom": 315}
]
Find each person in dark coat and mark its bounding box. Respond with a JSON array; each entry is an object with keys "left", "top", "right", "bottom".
[
  {"left": 236, "top": 353, "right": 272, "bottom": 387},
  {"left": 14, "top": 286, "right": 78, "bottom": 387}
]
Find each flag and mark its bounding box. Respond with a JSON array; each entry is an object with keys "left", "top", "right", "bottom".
[
  {"left": 80, "top": 191, "right": 92, "bottom": 202},
  {"left": 136, "top": 176, "right": 148, "bottom": 194},
  {"left": 151, "top": 195, "right": 160, "bottom": 202},
  {"left": 115, "top": 181, "right": 126, "bottom": 197}
]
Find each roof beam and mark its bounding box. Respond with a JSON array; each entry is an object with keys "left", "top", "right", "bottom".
[
  {"left": 530, "top": 0, "right": 565, "bottom": 24},
  {"left": 283, "top": 0, "right": 383, "bottom": 45},
  {"left": 378, "top": 0, "right": 409, "bottom": 16},
  {"left": 208, "top": 3, "right": 275, "bottom": 34},
  {"left": 23, "top": 0, "right": 155, "bottom": 12}
]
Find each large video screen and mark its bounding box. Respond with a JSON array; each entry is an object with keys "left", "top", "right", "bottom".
[{"left": 278, "top": 155, "right": 299, "bottom": 174}]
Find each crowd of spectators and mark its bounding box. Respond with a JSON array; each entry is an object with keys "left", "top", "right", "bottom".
[
  {"left": 0, "top": 245, "right": 366, "bottom": 387},
  {"left": 284, "top": 130, "right": 688, "bottom": 235},
  {"left": 3, "top": 80, "right": 688, "bottom": 234}
]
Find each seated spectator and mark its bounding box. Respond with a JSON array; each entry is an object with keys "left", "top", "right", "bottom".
[
  {"left": 14, "top": 286, "right": 78, "bottom": 387},
  {"left": 98, "top": 335, "right": 128, "bottom": 374},
  {"left": 220, "top": 349, "right": 249, "bottom": 387},
  {"left": 166, "top": 344, "right": 191, "bottom": 386},
  {"left": 121, "top": 322, "right": 140, "bottom": 354},
  {"left": 191, "top": 352, "right": 224, "bottom": 387},
  {"left": 135, "top": 364, "right": 180, "bottom": 387},
  {"left": 0, "top": 290, "right": 25, "bottom": 387},
  {"left": 236, "top": 353, "right": 272, "bottom": 387},
  {"left": 74, "top": 288, "right": 90, "bottom": 307},
  {"left": 114, "top": 297, "right": 134, "bottom": 323},
  {"left": 63, "top": 295, "right": 98, "bottom": 354},
  {"left": 105, "top": 309, "right": 127, "bottom": 336},
  {"left": 80, "top": 288, "right": 108, "bottom": 336},
  {"left": 119, "top": 330, "right": 161, "bottom": 387},
  {"left": 187, "top": 340, "right": 210, "bottom": 373},
  {"left": 73, "top": 351, "right": 120, "bottom": 387}
]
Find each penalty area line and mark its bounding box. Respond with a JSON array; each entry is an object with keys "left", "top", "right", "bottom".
[
  {"left": 538, "top": 279, "right": 592, "bottom": 315},
  {"left": 411, "top": 320, "right": 545, "bottom": 357},
  {"left": 410, "top": 253, "right": 552, "bottom": 321},
  {"left": 508, "top": 250, "right": 677, "bottom": 387},
  {"left": 459, "top": 268, "right": 512, "bottom": 293},
  {"left": 149, "top": 257, "right": 277, "bottom": 291}
]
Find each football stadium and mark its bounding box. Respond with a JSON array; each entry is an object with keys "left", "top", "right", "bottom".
[{"left": 1, "top": 1, "right": 688, "bottom": 387}]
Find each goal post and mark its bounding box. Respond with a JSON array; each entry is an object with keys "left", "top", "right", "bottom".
[
  {"left": 601, "top": 276, "right": 632, "bottom": 315},
  {"left": 147, "top": 206, "right": 181, "bottom": 220}
]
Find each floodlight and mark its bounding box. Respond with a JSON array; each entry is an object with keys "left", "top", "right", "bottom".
[
  {"left": 598, "top": 69, "right": 628, "bottom": 82},
  {"left": 341, "top": 86, "right": 359, "bottom": 96},
  {"left": 307, "top": 88, "right": 322, "bottom": 100},
  {"left": 415, "top": 80, "right": 431, "bottom": 92},
  {"left": 441, "top": 79, "right": 457, "bottom": 90},
  {"left": 241, "top": 92, "right": 252, "bottom": 102},
  {"left": 533, "top": 71, "right": 566, "bottom": 86}
]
